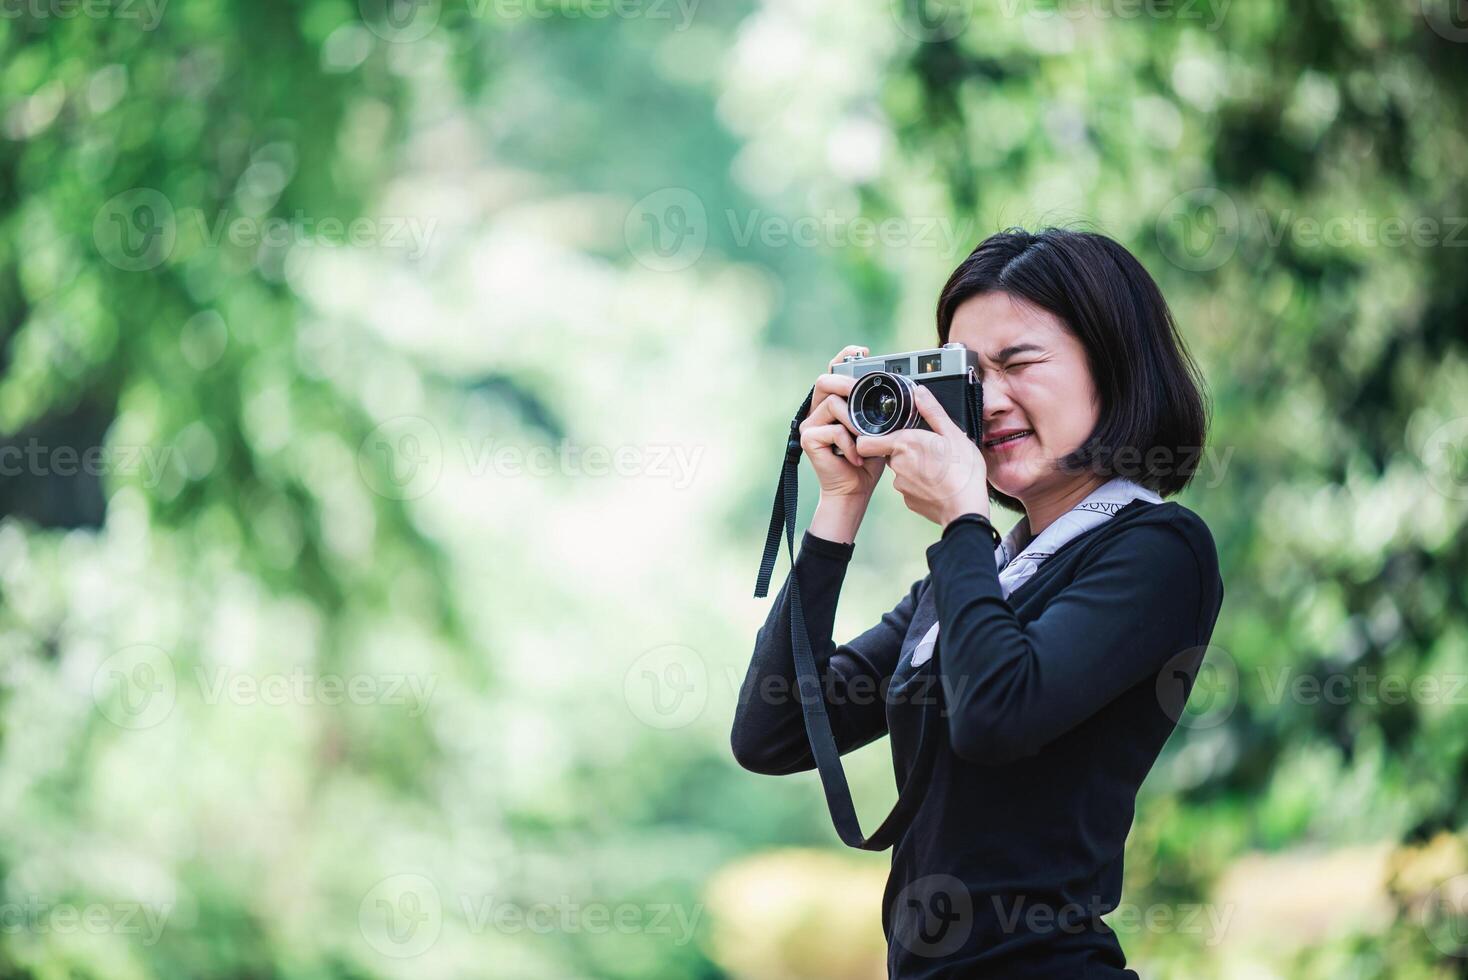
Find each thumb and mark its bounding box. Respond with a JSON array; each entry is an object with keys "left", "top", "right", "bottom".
[{"left": 914, "top": 385, "right": 963, "bottom": 438}]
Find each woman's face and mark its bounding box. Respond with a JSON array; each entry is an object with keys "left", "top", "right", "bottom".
[{"left": 947, "top": 291, "right": 1101, "bottom": 503}]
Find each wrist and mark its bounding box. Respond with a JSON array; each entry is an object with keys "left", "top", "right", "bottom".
[
  {"left": 811, "top": 494, "right": 869, "bottom": 544},
  {"left": 942, "top": 511, "right": 1000, "bottom": 547},
  {"left": 938, "top": 493, "right": 989, "bottom": 529},
  {"left": 938, "top": 507, "right": 989, "bottom": 529}
]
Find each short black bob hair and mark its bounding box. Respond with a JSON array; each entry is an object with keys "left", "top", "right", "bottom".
[{"left": 937, "top": 227, "right": 1210, "bottom": 515}]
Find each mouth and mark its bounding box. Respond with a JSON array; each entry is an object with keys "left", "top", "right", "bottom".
[{"left": 982, "top": 429, "right": 1033, "bottom": 451}]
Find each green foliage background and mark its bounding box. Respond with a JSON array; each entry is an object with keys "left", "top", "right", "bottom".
[{"left": 1, "top": 0, "right": 1467, "bottom": 976}]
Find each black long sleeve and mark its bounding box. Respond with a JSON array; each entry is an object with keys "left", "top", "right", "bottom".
[
  {"left": 730, "top": 531, "right": 924, "bottom": 776},
  {"left": 926, "top": 517, "right": 1212, "bottom": 764}
]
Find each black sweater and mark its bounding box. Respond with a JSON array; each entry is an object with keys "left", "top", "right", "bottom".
[{"left": 731, "top": 499, "right": 1224, "bottom": 978}]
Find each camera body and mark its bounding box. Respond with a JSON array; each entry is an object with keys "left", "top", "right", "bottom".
[{"left": 831, "top": 343, "right": 985, "bottom": 445}]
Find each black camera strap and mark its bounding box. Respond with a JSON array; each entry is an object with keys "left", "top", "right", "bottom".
[{"left": 753, "top": 386, "right": 940, "bottom": 852}]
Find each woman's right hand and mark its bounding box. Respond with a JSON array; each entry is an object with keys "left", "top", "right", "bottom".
[{"left": 799, "top": 345, "right": 888, "bottom": 502}]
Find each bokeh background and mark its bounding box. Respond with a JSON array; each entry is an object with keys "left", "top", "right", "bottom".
[{"left": 2, "top": 0, "right": 1468, "bottom": 976}]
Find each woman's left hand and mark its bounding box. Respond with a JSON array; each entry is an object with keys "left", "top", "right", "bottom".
[{"left": 854, "top": 385, "right": 991, "bottom": 526}]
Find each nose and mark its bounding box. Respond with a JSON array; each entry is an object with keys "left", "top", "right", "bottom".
[{"left": 981, "top": 372, "right": 1015, "bottom": 422}]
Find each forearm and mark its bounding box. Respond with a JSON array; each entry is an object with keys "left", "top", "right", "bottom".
[
  {"left": 925, "top": 523, "right": 1034, "bottom": 762},
  {"left": 731, "top": 532, "right": 855, "bottom": 775}
]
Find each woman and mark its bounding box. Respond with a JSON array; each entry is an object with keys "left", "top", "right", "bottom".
[{"left": 731, "top": 228, "right": 1225, "bottom": 978}]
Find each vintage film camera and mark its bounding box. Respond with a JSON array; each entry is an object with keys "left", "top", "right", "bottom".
[{"left": 830, "top": 342, "right": 984, "bottom": 443}]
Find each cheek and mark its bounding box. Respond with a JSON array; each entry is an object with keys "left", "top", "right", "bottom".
[
  {"left": 1009, "top": 378, "right": 1054, "bottom": 433},
  {"left": 1015, "top": 375, "right": 1094, "bottom": 445}
]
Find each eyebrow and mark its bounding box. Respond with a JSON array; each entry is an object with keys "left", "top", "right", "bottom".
[{"left": 988, "top": 343, "right": 1046, "bottom": 365}]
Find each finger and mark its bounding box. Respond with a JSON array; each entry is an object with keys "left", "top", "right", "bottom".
[
  {"left": 804, "top": 392, "right": 860, "bottom": 437},
  {"left": 828, "top": 345, "right": 870, "bottom": 370},
  {"left": 801, "top": 392, "right": 845, "bottom": 430},
  {"left": 801, "top": 422, "right": 859, "bottom": 460},
  {"left": 855, "top": 433, "right": 901, "bottom": 457},
  {"left": 856, "top": 428, "right": 922, "bottom": 456},
  {"left": 807, "top": 420, "right": 861, "bottom": 461},
  {"left": 813, "top": 372, "right": 857, "bottom": 400},
  {"left": 886, "top": 445, "right": 925, "bottom": 482},
  {"left": 825, "top": 393, "right": 855, "bottom": 432},
  {"left": 912, "top": 385, "right": 964, "bottom": 438},
  {"left": 800, "top": 395, "right": 836, "bottom": 432},
  {"left": 829, "top": 424, "right": 861, "bottom": 461}
]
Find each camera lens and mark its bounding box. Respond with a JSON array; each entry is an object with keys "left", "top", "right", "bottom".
[
  {"left": 872, "top": 391, "right": 898, "bottom": 424},
  {"left": 849, "top": 372, "right": 917, "bottom": 436}
]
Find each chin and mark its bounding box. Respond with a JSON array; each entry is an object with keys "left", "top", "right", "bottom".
[
  {"left": 986, "top": 461, "right": 1026, "bottom": 489},
  {"left": 987, "top": 476, "right": 1027, "bottom": 502}
]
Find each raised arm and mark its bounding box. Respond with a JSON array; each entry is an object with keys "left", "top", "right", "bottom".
[
  {"left": 731, "top": 530, "right": 924, "bottom": 776},
  {"left": 926, "top": 517, "right": 1223, "bottom": 766}
]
